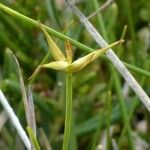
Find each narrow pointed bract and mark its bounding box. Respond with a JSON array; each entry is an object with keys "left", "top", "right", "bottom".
[
  {"left": 29, "top": 66, "right": 41, "bottom": 81},
  {"left": 38, "top": 21, "right": 66, "bottom": 61},
  {"left": 41, "top": 61, "right": 69, "bottom": 70},
  {"left": 91, "top": 39, "right": 124, "bottom": 61}
]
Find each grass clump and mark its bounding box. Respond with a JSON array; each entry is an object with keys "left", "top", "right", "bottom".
[{"left": 0, "top": 1, "right": 150, "bottom": 150}]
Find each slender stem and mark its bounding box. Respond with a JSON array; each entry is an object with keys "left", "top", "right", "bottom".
[
  {"left": 45, "top": 0, "right": 61, "bottom": 28},
  {"left": 92, "top": 0, "right": 108, "bottom": 40},
  {"left": 123, "top": 62, "right": 150, "bottom": 77},
  {"left": 0, "top": 3, "right": 92, "bottom": 53},
  {"left": 113, "top": 70, "right": 134, "bottom": 149},
  {"left": 121, "top": 0, "right": 136, "bottom": 54},
  {"left": 63, "top": 73, "right": 73, "bottom": 150},
  {"left": 0, "top": 3, "right": 149, "bottom": 78}
]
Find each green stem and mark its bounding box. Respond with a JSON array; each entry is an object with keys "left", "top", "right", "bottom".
[
  {"left": 122, "top": 0, "right": 136, "bottom": 52},
  {"left": 46, "top": 0, "right": 61, "bottom": 28},
  {"left": 0, "top": 3, "right": 150, "bottom": 78},
  {"left": 0, "top": 3, "right": 92, "bottom": 53},
  {"left": 63, "top": 73, "right": 73, "bottom": 150},
  {"left": 123, "top": 62, "right": 150, "bottom": 77},
  {"left": 93, "top": 0, "right": 108, "bottom": 40},
  {"left": 113, "top": 69, "right": 134, "bottom": 150},
  {"left": 118, "top": 74, "right": 147, "bottom": 145}
]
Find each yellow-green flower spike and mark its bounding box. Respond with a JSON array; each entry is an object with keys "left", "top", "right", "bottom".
[
  {"left": 67, "top": 53, "right": 94, "bottom": 73},
  {"left": 38, "top": 21, "right": 66, "bottom": 61},
  {"left": 29, "top": 24, "right": 124, "bottom": 81},
  {"left": 67, "top": 39, "right": 124, "bottom": 73}
]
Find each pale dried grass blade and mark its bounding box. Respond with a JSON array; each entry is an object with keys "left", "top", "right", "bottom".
[
  {"left": 27, "top": 85, "right": 36, "bottom": 136},
  {"left": 0, "top": 90, "right": 31, "bottom": 150},
  {"left": 8, "top": 49, "right": 30, "bottom": 124}
]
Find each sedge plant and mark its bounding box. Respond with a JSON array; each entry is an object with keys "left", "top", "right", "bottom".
[{"left": 29, "top": 22, "right": 124, "bottom": 150}]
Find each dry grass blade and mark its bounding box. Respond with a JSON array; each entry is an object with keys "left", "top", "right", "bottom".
[
  {"left": 0, "top": 90, "right": 31, "bottom": 150},
  {"left": 8, "top": 49, "right": 30, "bottom": 123},
  {"left": 10, "top": 49, "right": 36, "bottom": 132},
  {"left": 9, "top": 49, "right": 36, "bottom": 149},
  {"left": 66, "top": 0, "right": 150, "bottom": 112},
  {"left": 27, "top": 85, "right": 36, "bottom": 136},
  {"left": 112, "top": 139, "right": 119, "bottom": 150},
  {"left": 87, "top": 0, "right": 114, "bottom": 19}
]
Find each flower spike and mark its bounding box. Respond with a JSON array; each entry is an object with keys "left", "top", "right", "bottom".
[
  {"left": 67, "top": 39, "right": 124, "bottom": 73},
  {"left": 29, "top": 22, "right": 124, "bottom": 82}
]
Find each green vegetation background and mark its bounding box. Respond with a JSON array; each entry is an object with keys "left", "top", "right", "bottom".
[{"left": 0, "top": 0, "right": 150, "bottom": 149}]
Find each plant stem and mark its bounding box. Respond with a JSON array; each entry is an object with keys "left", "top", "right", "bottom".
[
  {"left": 113, "top": 70, "right": 134, "bottom": 150},
  {"left": 0, "top": 3, "right": 92, "bottom": 53},
  {"left": 92, "top": 0, "right": 108, "bottom": 40},
  {"left": 63, "top": 73, "right": 73, "bottom": 150},
  {"left": 121, "top": 0, "right": 136, "bottom": 54},
  {"left": 0, "top": 3, "right": 150, "bottom": 78}
]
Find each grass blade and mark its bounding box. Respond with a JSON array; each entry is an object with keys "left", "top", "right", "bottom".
[{"left": 0, "top": 90, "right": 31, "bottom": 150}]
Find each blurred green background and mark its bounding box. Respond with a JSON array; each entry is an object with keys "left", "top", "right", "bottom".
[{"left": 0, "top": 0, "right": 150, "bottom": 149}]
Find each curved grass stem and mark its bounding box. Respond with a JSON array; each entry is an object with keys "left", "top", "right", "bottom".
[{"left": 0, "top": 3, "right": 150, "bottom": 78}]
